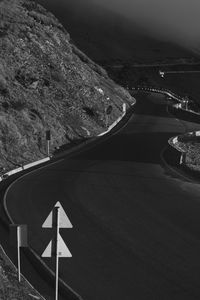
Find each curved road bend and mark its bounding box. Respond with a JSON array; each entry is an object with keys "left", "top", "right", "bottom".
[{"left": 5, "top": 91, "right": 200, "bottom": 300}]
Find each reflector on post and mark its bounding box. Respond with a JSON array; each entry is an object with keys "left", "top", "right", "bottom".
[
  {"left": 46, "top": 130, "right": 51, "bottom": 141},
  {"left": 9, "top": 224, "right": 28, "bottom": 247},
  {"left": 18, "top": 224, "right": 28, "bottom": 247}
]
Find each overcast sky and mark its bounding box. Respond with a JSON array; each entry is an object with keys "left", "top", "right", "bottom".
[
  {"left": 38, "top": 0, "right": 200, "bottom": 54},
  {"left": 89, "top": 0, "right": 200, "bottom": 52}
]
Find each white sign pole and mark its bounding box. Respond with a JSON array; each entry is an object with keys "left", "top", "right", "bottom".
[
  {"left": 46, "top": 130, "right": 51, "bottom": 157},
  {"left": 17, "top": 226, "right": 21, "bottom": 282},
  {"left": 55, "top": 207, "right": 60, "bottom": 300},
  {"left": 42, "top": 201, "right": 73, "bottom": 300}
]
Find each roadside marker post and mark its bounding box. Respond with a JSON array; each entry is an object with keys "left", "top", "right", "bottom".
[
  {"left": 42, "top": 202, "right": 72, "bottom": 300},
  {"left": 17, "top": 225, "right": 21, "bottom": 282},
  {"left": 9, "top": 224, "right": 28, "bottom": 282},
  {"left": 46, "top": 130, "right": 51, "bottom": 157},
  {"left": 123, "top": 103, "right": 126, "bottom": 113}
]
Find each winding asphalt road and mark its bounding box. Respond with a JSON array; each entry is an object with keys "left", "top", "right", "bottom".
[{"left": 5, "top": 91, "right": 200, "bottom": 300}]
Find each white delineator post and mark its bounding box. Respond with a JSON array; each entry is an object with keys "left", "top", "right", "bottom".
[
  {"left": 123, "top": 103, "right": 126, "bottom": 113},
  {"left": 17, "top": 225, "right": 21, "bottom": 282},
  {"left": 46, "top": 130, "right": 51, "bottom": 157},
  {"left": 55, "top": 206, "right": 60, "bottom": 300},
  {"left": 47, "top": 140, "right": 50, "bottom": 157}
]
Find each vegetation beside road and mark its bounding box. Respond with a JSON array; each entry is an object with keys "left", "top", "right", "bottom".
[
  {"left": 0, "top": 0, "right": 200, "bottom": 298},
  {"left": 0, "top": 0, "right": 134, "bottom": 298},
  {"left": 178, "top": 134, "right": 200, "bottom": 173},
  {"left": 0, "top": 0, "right": 133, "bottom": 172},
  {"left": 0, "top": 245, "right": 44, "bottom": 300}
]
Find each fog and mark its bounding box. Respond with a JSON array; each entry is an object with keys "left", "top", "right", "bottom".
[
  {"left": 90, "top": 0, "right": 200, "bottom": 51},
  {"left": 37, "top": 0, "right": 200, "bottom": 59}
]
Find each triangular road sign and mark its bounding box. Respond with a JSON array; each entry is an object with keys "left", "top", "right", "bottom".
[
  {"left": 57, "top": 234, "right": 72, "bottom": 257},
  {"left": 42, "top": 201, "right": 73, "bottom": 228},
  {"left": 42, "top": 239, "right": 52, "bottom": 257},
  {"left": 42, "top": 233, "right": 72, "bottom": 258}
]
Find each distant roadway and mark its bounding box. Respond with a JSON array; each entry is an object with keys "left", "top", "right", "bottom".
[{"left": 5, "top": 91, "right": 200, "bottom": 300}]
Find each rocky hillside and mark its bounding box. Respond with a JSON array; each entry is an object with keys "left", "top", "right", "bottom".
[{"left": 0, "top": 0, "right": 133, "bottom": 171}]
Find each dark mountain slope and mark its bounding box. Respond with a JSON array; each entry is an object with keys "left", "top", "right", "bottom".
[{"left": 0, "top": 0, "right": 132, "bottom": 170}]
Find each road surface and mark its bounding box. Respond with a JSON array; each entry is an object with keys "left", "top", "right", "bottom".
[{"left": 5, "top": 91, "right": 200, "bottom": 300}]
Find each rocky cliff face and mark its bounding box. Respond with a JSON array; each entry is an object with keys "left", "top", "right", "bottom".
[{"left": 0, "top": 0, "right": 133, "bottom": 170}]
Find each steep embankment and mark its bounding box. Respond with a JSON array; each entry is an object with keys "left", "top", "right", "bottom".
[{"left": 0, "top": 0, "right": 132, "bottom": 171}]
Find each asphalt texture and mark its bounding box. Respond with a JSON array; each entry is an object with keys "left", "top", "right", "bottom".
[{"left": 5, "top": 91, "right": 200, "bottom": 300}]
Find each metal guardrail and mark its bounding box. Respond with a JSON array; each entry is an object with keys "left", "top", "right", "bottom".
[
  {"left": 130, "top": 86, "right": 183, "bottom": 102},
  {"left": 0, "top": 157, "right": 50, "bottom": 181},
  {"left": 98, "top": 103, "right": 128, "bottom": 137}
]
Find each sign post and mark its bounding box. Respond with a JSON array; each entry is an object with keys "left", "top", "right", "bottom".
[
  {"left": 17, "top": 226, "right": 21, "bottom": 282},
  {"left": 42, "top": 202, "right": 72, "bottom": 300},
  {"left": 10, "top": 224, "right": 28, "bottom": 282},
  {"left": 46, "top": 130, "right": 51, "bottom": 157},
  {"left": 55, "top": 207, "right": 60, "bottom": 300}
]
